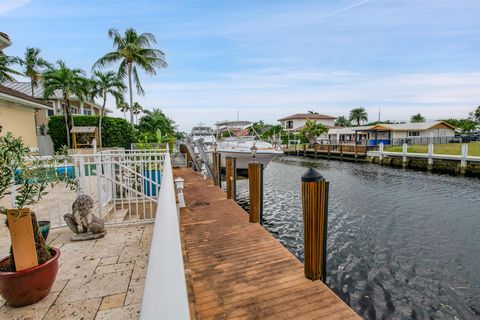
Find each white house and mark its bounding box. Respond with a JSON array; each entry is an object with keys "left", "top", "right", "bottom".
[
  {"left": 328, "top": 121, "right": 456, "bottom": 145},
  {"left": 278, "top": 113, "right": 337, "bottom": 132}
]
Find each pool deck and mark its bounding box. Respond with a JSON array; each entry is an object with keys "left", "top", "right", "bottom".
[
  {"left": 176, "top": 167, "right": 360, "bottom": 319},
  {"left": 0, "top": 223, "right": 153, "bottom": 320}
]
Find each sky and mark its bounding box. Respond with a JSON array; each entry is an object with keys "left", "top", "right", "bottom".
[{"left": 1, "top": 0, "right": 480, "bottom": 131}]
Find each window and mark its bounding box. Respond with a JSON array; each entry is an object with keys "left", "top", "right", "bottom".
[
  {"left": 71, "top": 107, "right": 78, "bottom": 114},
  {"left": 286, "top": 121, "right": 294, "bottom": 129},
  {"left": 47, "top": 109, "right": 54, "bottom": 116},
  {"left": 408, "top": 131, "right": 420, "bottom": 137},
  {"left": 84, "top": 109, "right": 92, "bottom": 115}
]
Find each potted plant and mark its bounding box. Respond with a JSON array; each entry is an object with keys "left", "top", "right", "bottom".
[{"left": 0, "top": 133, "right": 77, "bottom": 307}]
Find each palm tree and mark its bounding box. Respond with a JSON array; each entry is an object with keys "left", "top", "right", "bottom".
[
  {"left": 89, "top": 71, "right": 126, "bottom": 147},
  {"left": 335, "top": 116, "right": 351, "bottom": 127},
  {"left": 300, "top": 118, "right": 328, "bottom": 146},
  {"left": 117, "top": 100, "right": 129, "bottom": 120},
  {"left": 0, "top": 51, "right": 21, "bottom": 83},
  {"left": 349, "top": 107, "right": 368, "bottom": 126},
  {"left": 43, "top": 61, "right": 88, "bottom": 148},
  {"left": 131, "top": 102, "right": 143, "bottom": 124},
  {"left": 17, "top": 47, "right": 51, "bottom": 97},
  {"left": 410, "top": 113, "right": 425, "bottom": 123},
  {"left": 93, "top": 28, "right": 167, "bottom": 124},
  {"left": 138, "top": 109, "right": 174, "bottom": 135}
]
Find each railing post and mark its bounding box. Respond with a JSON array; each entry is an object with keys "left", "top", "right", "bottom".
[
  {"left": 248, "top": 161, "right": 263, "bottom": 223},
  {"left": 402, "top": 143, "right": 408, "bottom": 168},
  {"left": 427, "top": 143, "right": 434, "bottom": 171},
  {"left": 460, "top": 144, "right": 468, "bottom": 174},
  {"left": 225, "top": 156, "right": 236, "bottom": 201},
  {"left": 301, "top": 168, "right": 329, "bottom": 282},
  {"left": 379, "top": 142, "right": 384, "bottom": 164}
]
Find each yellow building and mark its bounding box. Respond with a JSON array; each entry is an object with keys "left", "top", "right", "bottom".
[{"left": 0, "top": 85, "right": 53, "bottom": 149}]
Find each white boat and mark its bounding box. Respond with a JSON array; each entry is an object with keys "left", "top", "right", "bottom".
[
  {"left": 212, "top": 137, "right": 283, "bottom": 171},
  {"left": 190, "top": 123, "right": 215, "bottom": 146}
]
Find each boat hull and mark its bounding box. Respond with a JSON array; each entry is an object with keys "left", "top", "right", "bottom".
[{"left": 209, "top": 151, "right": 282, "bottom": 170}]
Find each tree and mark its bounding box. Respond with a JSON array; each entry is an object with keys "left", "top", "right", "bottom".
[
  {"left": 117, "top": 100, "right": 129, "bottom": 120},
  {"left": 471, "top": 106, "right": 480, "bottom": 123},
  {"left": 131, "top": 102, "right": 143, "bottom": 124},
  {"left": 0, "top": 51, "right": 21, "bottom": 83},
  {"left": 261, "top": 125, "right": 284, "bottom": 141},
  {"left": 17, "top": 47, "right": 51, "bottom": 97},
  {"left": 410, "top": 113, "right": 425, "bottom": 123},
  {"left": 335, "top": 116, "right": 351, "bottom": 127},
  {"left": 247, "top": 121, "right": 267, "bottom": 137},
  {"left": 300, "top": 118, "right": 328, "bottom": 146},
  {"left": 93, "top": 28, "right": 167, "bottom": 124},
  {"left": 349, "top": 107, "right": 368, "bottom": 126},
  {"left": 43, "top": 61, "right": 88, "bottom": 148},
  {"left": 89, "top": 71, "right": 126, "bottom": 147},
  {"left": 137, "top": 109, "right": 174, "bottom": 136}
]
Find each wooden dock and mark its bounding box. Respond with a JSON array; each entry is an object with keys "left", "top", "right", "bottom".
[
  {"left": 282, "top": 144, "right": 369, "bottom": 161},
  {"left": 175, "top": 167, "right": 360, "bottom": 319}
]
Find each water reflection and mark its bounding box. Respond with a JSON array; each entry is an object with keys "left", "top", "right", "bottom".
[{"left": 235, "top": 156, "right": 480, "bottom": 319}]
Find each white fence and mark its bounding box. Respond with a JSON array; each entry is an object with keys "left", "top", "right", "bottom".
[{"left": 5, "top": 149, "right": 168, "bottom": 228}]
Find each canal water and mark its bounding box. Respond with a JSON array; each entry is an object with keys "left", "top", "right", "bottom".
[{"left": 234, "top": 156, "right": 480, "bottom": 320}]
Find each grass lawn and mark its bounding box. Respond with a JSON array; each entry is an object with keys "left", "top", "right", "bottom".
[{"left": 385, "top": 142, "right": 480, "bottom": 156}]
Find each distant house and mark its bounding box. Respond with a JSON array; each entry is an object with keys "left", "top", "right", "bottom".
[
  {"left": 0, "top": 84, "right": 52, "bottom": 149},
  {"left": 277, "top": 113, "right": 337, "bottom": 132},
  {"left": 2, "top": 81, "right": 112, "bottom": 127},
  {"left": 328, "top": 121, "right": 456, "bottom": 145}
]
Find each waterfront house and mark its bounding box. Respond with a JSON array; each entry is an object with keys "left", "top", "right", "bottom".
[
  {"left": 0, "top": 85, "right": 53, "bottom": 149},
  {"left": 2, "top": 81, "right": 112, "bottom": 128},
  {"left": 328, "top": 121, "right": 456, "bottom": 145},
  {"left": 278, "top": 112, "right": 337, "bottom": 133}
]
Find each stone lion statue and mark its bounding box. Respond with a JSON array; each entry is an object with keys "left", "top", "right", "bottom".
[{"left": 64, "top": 194, "right": 105, "bottom": 237}]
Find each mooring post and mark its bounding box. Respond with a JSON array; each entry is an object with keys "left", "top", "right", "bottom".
[
  {"left": 379, "top": 142, "right": 384, "bottom": 164},
  {"left": 215, "top": 152, "right": 222, "bottom": 187},
  {"left": 225, "top": 156, "right": 236, "bottom": 200},
  {"left": 460, "top": 144, "right": 468, "bottom": 174},
  {"left": 301, "top": 167, "right": 329, "bottom": 282},
  {"left": 248, "top": 161, "right": 262, "bottom": 223},
  {"left": 427, "top": 143, "right": 434, "bottom": 171},
  {"left": 402, "top": 143, "right": 408, "bottom": 168},
  {"left": 303, "top": 144, "right": 307, "bottom": 157},
  {"left": 212, "top": 151, "right": 219, "bottom": 186}
]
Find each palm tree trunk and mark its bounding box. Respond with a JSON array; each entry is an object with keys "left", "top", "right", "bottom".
[
  {"left": 30, "top": 80, "right": 34, "bottom": 98},
  {"left": 99, "top": 93, "right": 106, "bottom": 148},
  {"left": 128, "top": 63, "right": 134, "bottom": 124},
  {"left": 63, "top": 98, "right": 71, "bottom": 148}
]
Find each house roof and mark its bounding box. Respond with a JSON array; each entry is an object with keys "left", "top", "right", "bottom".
[
  {"left": 328, "top": 121, "right": 456, "bottom": 134},
  {"left": 278, "top": 113, "right": 337, "bottom": 121},
  {"left": 0, "top": 84, "right": 52, "bottom": 109},
  {"left": 0, "top": 32, "right": 10, "bottom": 41},
  {"left": 2, "top": 81, "right": 112, "bottom": 113}
]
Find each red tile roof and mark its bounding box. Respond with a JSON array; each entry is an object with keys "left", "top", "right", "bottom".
[
  {"left": 278, "top": 113, "right": 337, "bottom": 121},
  {"left": 0, "top": 84, "right": 52, "bottom": 108}
]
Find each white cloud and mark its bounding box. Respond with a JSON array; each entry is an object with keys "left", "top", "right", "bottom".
[
  {"left": 105, "top": 70, "right": 480, "bottom": 131},
  {"left": 0, "top": 0, "right": 30, "bottom": 15}
]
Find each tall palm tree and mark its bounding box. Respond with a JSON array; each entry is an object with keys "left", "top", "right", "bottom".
[
  {"left": 18, "top": 47, "right": 51, "bottom": 97},
  {"left": 43, "top": 61, "right": 88, "bottom": 148},
  {"left": 131, "top": 102, "right": 143, "bottom": 124},
  {"left": 349, "top": 107, "right": 368, "bottom": 126},
  {"left": 93, "top": 28, "right": 167, "bottom": 124},
  {"left": 0, "top": 51, "right": 21, "bottom": 83},
  {"left": 89, "top": 71, "right": 126, "bottom": 147},
  {"left": 410, "top": 113, "right": 425, "bottom": 123}
]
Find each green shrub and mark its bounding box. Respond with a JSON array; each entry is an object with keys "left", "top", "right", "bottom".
[{"left": 48, "top": 116, "right": 135, "bottom": 151}]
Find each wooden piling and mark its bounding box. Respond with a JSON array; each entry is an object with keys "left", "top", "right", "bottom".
[
  {"left": 301, "top": 168, "right": 329, "bottom": 282},
  {"left": 248, "top": 161, "right": 261, "bottom": 223},
  {"left": 212, "top": 152, "right": 221, "bottom": 186},
  {"left": 225, "top": 156, "right": 236, "bottom": 200}
]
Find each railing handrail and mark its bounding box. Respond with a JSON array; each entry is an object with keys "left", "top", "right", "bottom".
[{"left": 141, "top": 152, "right": 190, "bottom": 319}]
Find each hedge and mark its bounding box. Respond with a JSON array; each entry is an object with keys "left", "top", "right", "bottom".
[{"left": 48, "top": 115, "right": 135, "bottom": 151}]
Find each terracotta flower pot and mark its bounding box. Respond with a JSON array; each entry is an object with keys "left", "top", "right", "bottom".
[{"left": 0, "top": 247, "right": 60, "bottom": 307}]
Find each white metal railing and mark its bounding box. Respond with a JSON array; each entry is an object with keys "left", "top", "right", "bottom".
[
  {"left": 4, "top": 149, "right": 168, "bottom": 228},
  {"left": 141, "top": 151, "right": 190, "bottom": 319}
]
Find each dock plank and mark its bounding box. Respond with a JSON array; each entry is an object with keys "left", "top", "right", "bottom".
[{"left": 176, "top": 167, "right": 359, "bottom": 320}]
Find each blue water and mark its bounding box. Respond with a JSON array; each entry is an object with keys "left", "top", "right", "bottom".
[{"left": 235, "top": 156, "right": 480, "bottom": 319}]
